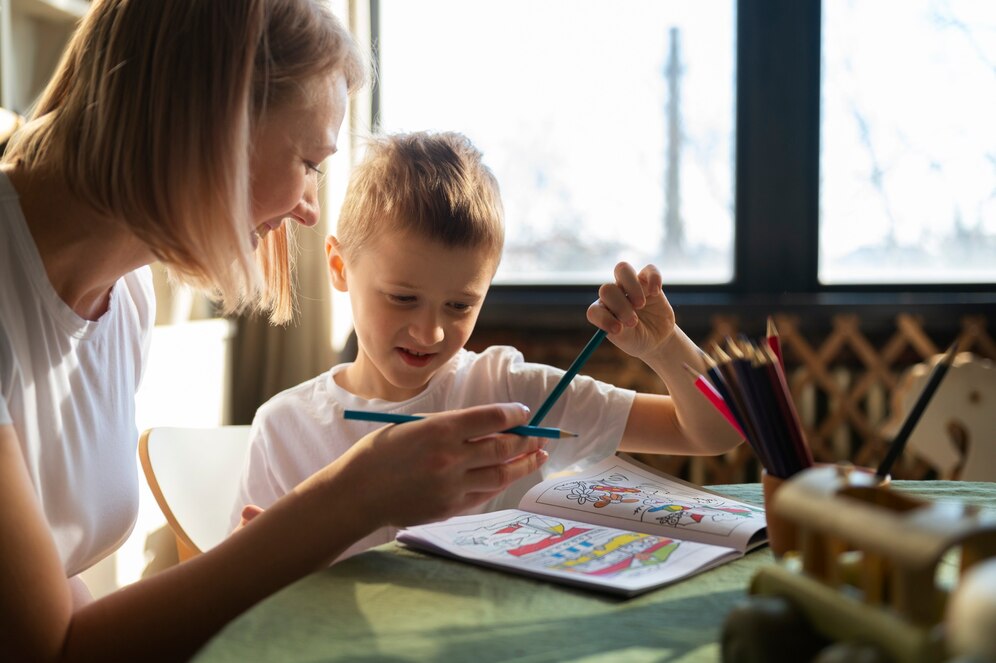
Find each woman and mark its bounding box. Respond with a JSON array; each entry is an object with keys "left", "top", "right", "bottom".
[{"left": 0, "top": 2, "right": 547, "bottom": 660}]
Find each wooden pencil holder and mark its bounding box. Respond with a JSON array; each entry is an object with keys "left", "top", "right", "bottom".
[{"left": 762, "top": 464, "right": 890, "bottom": 558}]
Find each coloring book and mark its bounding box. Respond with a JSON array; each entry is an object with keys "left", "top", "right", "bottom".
[{"left": 397, "top": 454, "right": 767, "bottom": 596}]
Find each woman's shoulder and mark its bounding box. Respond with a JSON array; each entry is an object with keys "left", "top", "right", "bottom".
[{"left": 119, "top": 266, "right": 156, "bottom": 333}]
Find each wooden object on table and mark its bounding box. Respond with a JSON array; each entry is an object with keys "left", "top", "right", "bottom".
[
  {"left": 732, "top": 465, "right": 996, "bottom": 663},
  {"left": 883, "top": 352, "right": 995, "bottom": 481}
]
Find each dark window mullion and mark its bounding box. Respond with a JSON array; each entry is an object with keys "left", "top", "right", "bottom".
[{"left": 735, "top": 0, "right": 822, "bottom": 295}]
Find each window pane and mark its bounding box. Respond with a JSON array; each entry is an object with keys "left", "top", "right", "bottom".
[
  {"left": 377, "top": 0, "right": 736, "bottom": 284},
  {"left": 820, "top": 1, "right": 996, "bottom": 284}
]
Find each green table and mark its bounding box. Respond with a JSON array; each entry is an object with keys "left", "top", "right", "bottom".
[{"left": 193, "top": 481, "right": 996, "bottom": 663}]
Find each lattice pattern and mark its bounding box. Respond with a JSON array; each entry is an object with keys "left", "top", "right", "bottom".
[{"left": 470, "top": 314, "right": 995, "bottom": 484}]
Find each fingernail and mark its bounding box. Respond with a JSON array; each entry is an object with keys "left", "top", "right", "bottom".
[
  {"left": 515, "top": 403, "right": 531, "bottom": 415},
  {"left": 536, "top": 449, "right": 549, "bottom": 462}
]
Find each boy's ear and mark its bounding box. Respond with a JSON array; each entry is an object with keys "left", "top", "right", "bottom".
[{"left": 325, "top": 235, "right": 349, "bottom": 292}]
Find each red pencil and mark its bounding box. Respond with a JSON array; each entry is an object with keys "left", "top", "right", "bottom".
[
  {"left": 766, "top": 316, "right": 783, "bottom": 369},
  {"left": 683, "top": 363, "right": 747, "bottom": 439}
]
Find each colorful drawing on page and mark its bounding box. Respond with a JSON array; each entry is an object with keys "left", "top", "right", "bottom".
[
  {"left": 445, "top": 512, "right": 684, "bottom": 579},
  {"left": 532, "top": 464, "right": 764, "bottom": 537}
]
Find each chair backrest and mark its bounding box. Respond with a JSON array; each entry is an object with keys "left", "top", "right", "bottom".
[
  {"left": 884, "top": 352, "right": 996, "bottom": 481},
  {"left": 139, "top": 426, "right": 251, "bottom": 557}
]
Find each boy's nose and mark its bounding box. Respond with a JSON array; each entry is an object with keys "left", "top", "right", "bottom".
[{"left": 409, "top": 315, "right": 444, "bottom": 347}]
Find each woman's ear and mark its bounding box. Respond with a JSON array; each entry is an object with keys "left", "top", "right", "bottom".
[{"left": 325, "top": 235, "right": 349, "bottom": 292}]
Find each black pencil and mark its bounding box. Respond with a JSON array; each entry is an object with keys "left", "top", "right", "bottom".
[
  {"left": 713, "top": 343, "right": 776, "bottom": 474},
  {"left": 876, "top": 342, "right": 959, "bottom": 478},
  {"left": 760, "top": 344, "right": 814, "bottom": 471}
]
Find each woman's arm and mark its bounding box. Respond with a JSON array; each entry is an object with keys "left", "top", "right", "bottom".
[
  {"left": 586, "top": 262, "right": 744, "bottom": 456},
  {"left": 0, "top": 404, "right": 547, "bottom": 661}
]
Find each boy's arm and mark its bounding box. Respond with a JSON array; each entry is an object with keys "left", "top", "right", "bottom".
[{"left": 587, "top": 262, "right": 743, "bottom": 456}]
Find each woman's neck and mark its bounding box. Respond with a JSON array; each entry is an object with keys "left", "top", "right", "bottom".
[{"left": 3, "top": 163, "right": 154, "bottom": 320}]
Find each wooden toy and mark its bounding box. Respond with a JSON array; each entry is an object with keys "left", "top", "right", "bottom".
[{"left": 722, "top": 465, "right": 996, "bottom": 663}]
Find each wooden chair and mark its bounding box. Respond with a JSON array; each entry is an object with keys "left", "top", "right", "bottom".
[
  {"left": 138, "top": 426, "right": 252, "bottom": 560},
  {"left": 883, "top": 353, "right": 996, "bottom": 481}
]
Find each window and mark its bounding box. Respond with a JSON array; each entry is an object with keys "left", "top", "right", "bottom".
[
  {"left": 368, "top": 0, "right": 994, "bottom": 335},
  {"left": 820, "top": 0, "right": 996, "bottom": 284},
  {"left": 375, "top": 0, "right": 736, "bottom": 285}
]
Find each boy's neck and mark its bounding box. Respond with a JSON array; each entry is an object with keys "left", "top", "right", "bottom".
[{"left": 334, "top": 356, "right": 430, "bottom": 403}]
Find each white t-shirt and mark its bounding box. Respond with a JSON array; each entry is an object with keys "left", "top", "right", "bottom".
[
  {"left": 232, "top": 345, "right": 636, "bottom": 560},
  {"left": 0, "top": 171, "right": 154, "bottom": 577}
]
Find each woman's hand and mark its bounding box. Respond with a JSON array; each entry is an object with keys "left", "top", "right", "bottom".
[
  {"left": 320, "top": 403, "right": 548, "bottom": 530},
  {"left": 587, "top": 262, "right": 677, "bottom": 361}
]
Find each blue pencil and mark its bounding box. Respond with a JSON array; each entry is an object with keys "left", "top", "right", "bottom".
[
  {"left": 529, "top": 328, "right": 607, "bottom": 426},
  {"left": 343, "top": 409, "right": 578, "bottom": 439}
]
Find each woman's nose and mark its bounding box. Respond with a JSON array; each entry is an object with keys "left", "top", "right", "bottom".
[{"left": 291, "top": 175, "right": 321, "bottom": 227}]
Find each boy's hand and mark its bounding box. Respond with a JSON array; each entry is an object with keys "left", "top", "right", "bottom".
[
  {"left": 587, "top": 262, "right": 676, "bottom": 360},
  {"left": 238, "top": 505, "right": 264, "bottom": 529},
  {"left": 329, "top": 403, "right": 549, "bottom": 529}
]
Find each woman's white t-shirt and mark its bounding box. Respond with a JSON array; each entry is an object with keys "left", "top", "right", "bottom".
[
  {"left": 0, "top": 171, "right": 154, "bottom": 577},
  {"left": 233, "top": 345, "right": 636, "bottom": 560}
]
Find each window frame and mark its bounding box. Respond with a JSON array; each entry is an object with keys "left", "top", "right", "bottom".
[{"left": 368, "top": 0, "right": 996, "bottom": 337}]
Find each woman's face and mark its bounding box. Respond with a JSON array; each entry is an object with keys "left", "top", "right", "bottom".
[{"left": 248, "top": 73, "right": 348, "bottom": 248}]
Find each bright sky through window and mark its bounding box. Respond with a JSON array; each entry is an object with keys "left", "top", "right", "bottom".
[
  {"left": 376, "top": 0, "right": 736, "bottom": 284},
  {"left": 821, "top": 0, "right": 996, "bottom": 284}
]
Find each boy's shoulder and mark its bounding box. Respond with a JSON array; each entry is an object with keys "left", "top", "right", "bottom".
[
  {"left": 452, "top": 345, "right": 532, "bottom": 377},
  {"left": 257, "top": 370, "right": 333, "bottom": 417}
]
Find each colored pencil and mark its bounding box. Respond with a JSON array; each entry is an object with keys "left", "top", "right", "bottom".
[
  {"left": 702, "top": 351, "right": 750, "bottom": 436},
  {"left": 732, "top": 341, "right": 789, "bottom": 478},
  {"left": 706, "top": 334, "right": 818, "bottom": 479},
  {"left": 683, "top": 363, "right": 746, "bottom": 438},
  {"left": 761, "top": 344, "right": 814, "bottom": 469},
  {"left": 529, "top": 328, "right": 607, "bottom": 426},
  {"left": 749, "top": 350, "right": 803, "bottom": 477},
  {"left": 343, "top": 410, "right": 578, "bottom": 439},
  {"left": 712, "top": 343, "right": 773, "bottom": 472},
  {"left": 766, "top": 316, "right": 783, "bottom": 369},
  {"left": 876, "top": 342, "right": 959, "bottom": 478}
]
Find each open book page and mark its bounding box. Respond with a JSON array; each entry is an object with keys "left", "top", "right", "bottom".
[
  {"left": 396, "top": 509, "right": 741, "bottom": 596},
  {"left": 519, "top": 455, "right": 767, "bottom": 552}
]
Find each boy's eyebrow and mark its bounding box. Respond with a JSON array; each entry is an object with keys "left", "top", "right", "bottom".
[{"left": 387, "top": 280, "right": 486, "bottom": 300}]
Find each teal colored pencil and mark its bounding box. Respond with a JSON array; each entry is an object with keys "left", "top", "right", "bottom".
[
  {"left": 529, "top": 328, "right": 607, "bottom": 426},
  {"left": 343, "top": 409, "right": 578, "bottom": 439}
]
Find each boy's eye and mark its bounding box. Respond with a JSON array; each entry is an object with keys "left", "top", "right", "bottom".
[
  {"left": 449, "top": 302, "right": 473, "bottom": 312},
  {"left": 388, "top": 294, "right": 416, "bottom": 304}
]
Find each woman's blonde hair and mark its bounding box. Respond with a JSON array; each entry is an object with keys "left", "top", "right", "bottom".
[
  {"left": 3, "top": 0, "right": 365, "bottom": 323},
  {"left": 337, "top": 132, "right": 504, "bottom": 264}
]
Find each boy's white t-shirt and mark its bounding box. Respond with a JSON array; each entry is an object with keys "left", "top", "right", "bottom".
[
  {"left": 232, "top": 345, "right": 636, "bottom": 560},
  {"left": 0, "top": 171, "right": 154, "bottom": 577}
]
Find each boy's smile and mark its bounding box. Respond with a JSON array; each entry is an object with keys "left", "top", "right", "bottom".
[
  {"left": 397, "top": 348, "right": 435, "bottom": 368},
  {"left": 328, "top": 228, "right": 499, "bottom": 402}
]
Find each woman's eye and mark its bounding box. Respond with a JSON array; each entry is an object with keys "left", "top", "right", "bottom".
[{"left": 305, "top": 161, "right": 325, "bottom": 175}]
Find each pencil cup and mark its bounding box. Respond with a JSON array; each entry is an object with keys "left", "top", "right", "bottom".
[
  {"left": 761, "top": 471, "right": 797, "bottom": 558},
  {"left": 762, "top": 464, "right": 890, "bottom": 558}
]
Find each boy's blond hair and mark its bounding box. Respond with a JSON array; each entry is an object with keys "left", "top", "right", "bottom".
[
  {"left": 4, "top": 0, "right": 365, "bottom": 323},
  {"left": 336, "top": 132, "right": 504, "bottom": 263}
]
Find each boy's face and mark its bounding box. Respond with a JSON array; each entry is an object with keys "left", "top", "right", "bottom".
[{"left": 328, "top": 228, "right": 498, "bottom": 401}]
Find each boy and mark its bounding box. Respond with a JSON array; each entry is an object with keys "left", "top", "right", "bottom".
[{"left": 231, "top": 131, "right": 743, "bottom": 558}]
